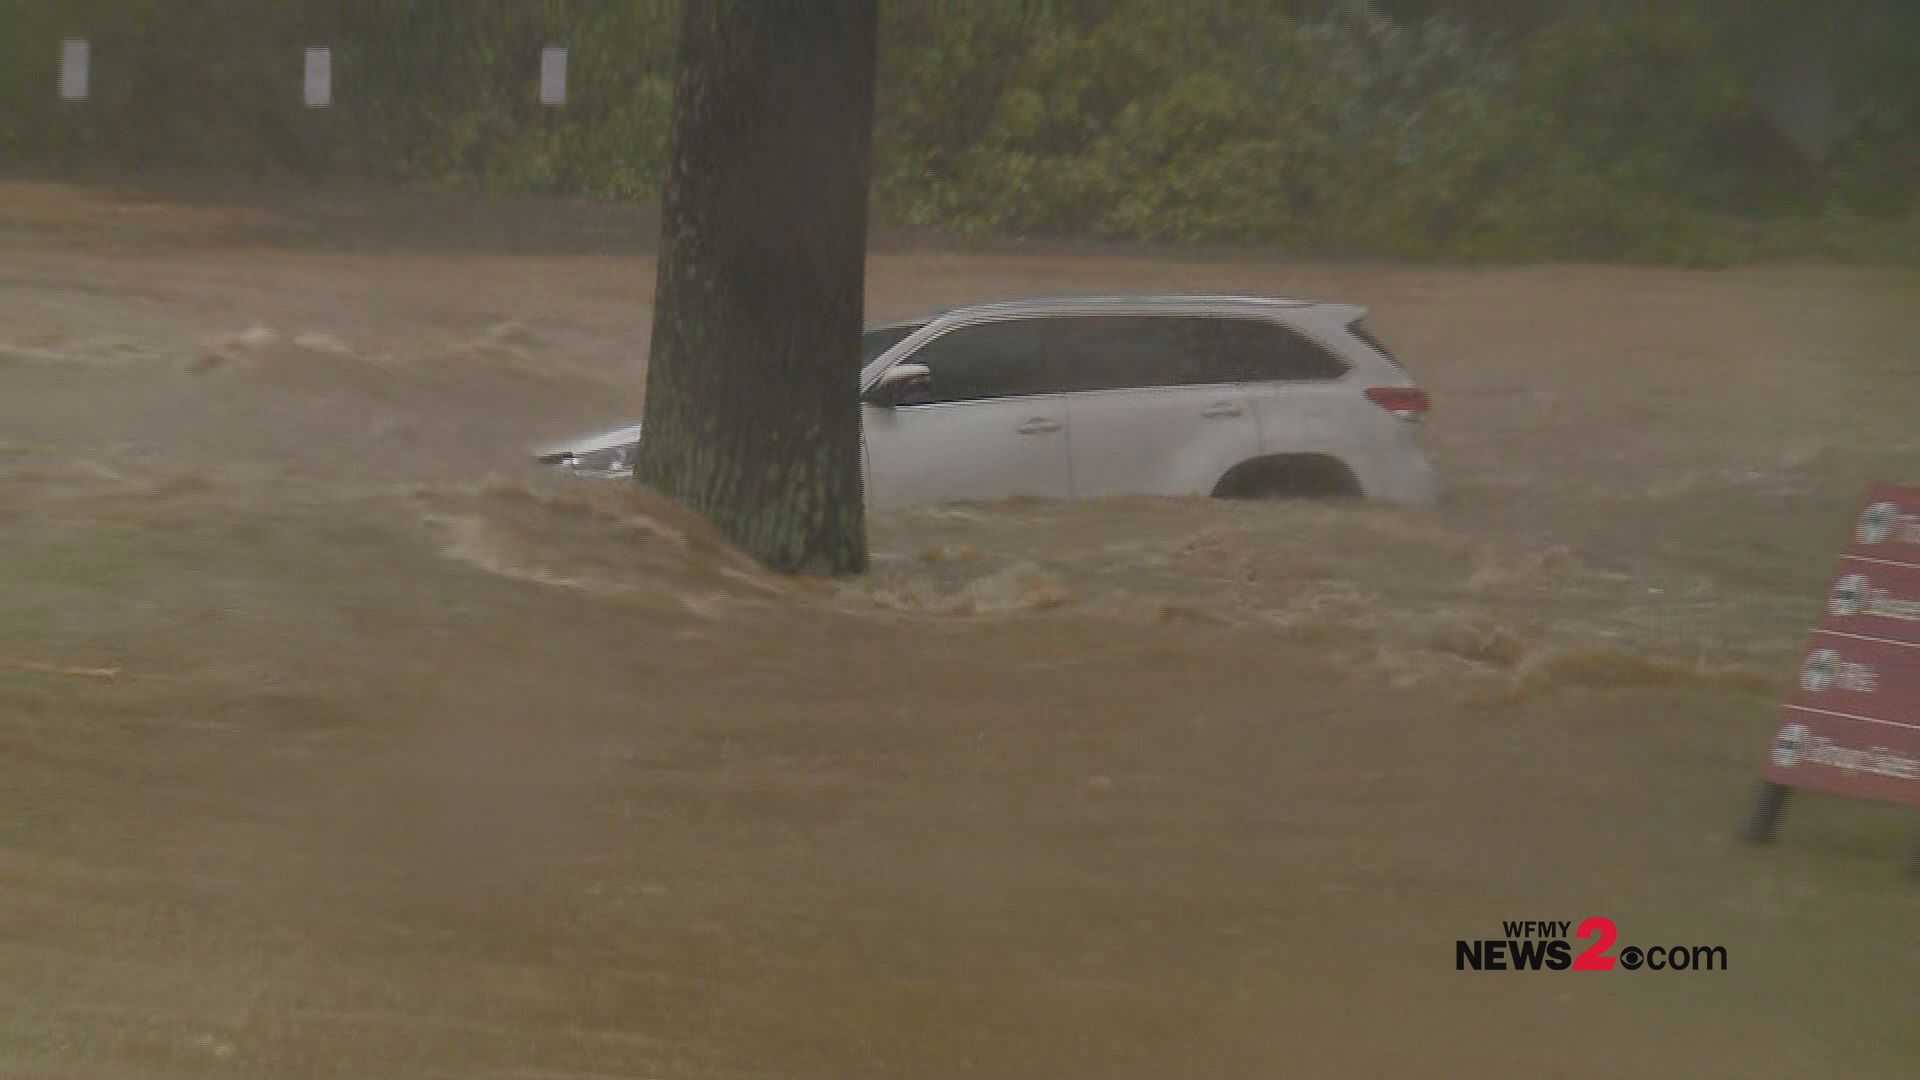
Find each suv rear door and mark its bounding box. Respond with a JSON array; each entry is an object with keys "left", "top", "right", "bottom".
[
  {"left": 1209, "top": 316, "right": 1351, "bottom": 454},
  {"left": 1049, "top": 315, "right": 1263, "bottom": 499},
  {"left": 861, "top": 318, "right": 1072, "bottom": 511}
]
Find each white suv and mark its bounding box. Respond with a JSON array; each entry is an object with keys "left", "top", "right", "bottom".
[{"left": 534, "top": 295, "right": 1439, "bottom": 511}]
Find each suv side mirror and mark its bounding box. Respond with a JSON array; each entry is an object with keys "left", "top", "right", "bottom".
[{"left": 867, "top": 363, "right": 933, "bottom": 407}]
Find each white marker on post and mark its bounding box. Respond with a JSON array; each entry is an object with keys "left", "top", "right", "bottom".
[
  {"left": 304, "top": 46, "right": 332, "bottom": 108},
  {"left": 540, "top": 45, "right": 567, "bottom": 107},
  {"left": 60, "top": 38, "right": 90, "bottom": 101}
]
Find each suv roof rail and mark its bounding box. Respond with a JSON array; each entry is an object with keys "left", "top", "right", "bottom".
[{"left": 910, "top": 294, "right": 1328, "bottom": 321}]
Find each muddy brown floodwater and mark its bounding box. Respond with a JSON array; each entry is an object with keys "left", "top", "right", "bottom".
[{"left": 2, "top": 182, "right": 1918, "bottom": 1079}]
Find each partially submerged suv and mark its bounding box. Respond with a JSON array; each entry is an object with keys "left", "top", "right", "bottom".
[{"left": 534, "top": 295, "right": 1438, "bottom": 511}]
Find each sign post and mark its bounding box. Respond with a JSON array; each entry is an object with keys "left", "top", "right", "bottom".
[{"left": 1745, "top": 483, "right": 1920, "bottom": 877}]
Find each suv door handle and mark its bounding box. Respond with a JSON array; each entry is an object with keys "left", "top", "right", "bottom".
[
  {"left": 1201, "top": 402, "right": 1242, "bottom": 419},
  {"left": 1016, "top": 417, "right": 1061, "bottom": 434}
]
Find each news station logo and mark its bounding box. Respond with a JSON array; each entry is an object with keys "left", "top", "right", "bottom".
[
  {"left": 1768, "top": 721, "right": 1920, "bottom": 780},
  {"left": 1773, "top": 722, "right": 1811, "bottom": 768},
  {"left": 1829, "top": 573, "right": 1868, "bottom": 617},
  {"left": 1456, "top": 918, "right": 1727, "bottom": 972},
  {"left": 1857, "top": 501, "right": 1899, "bottom": 545},
  {"left": 1800, "top": 649, "right": 1839, "bottom": 693},
  {"left": 1858, "top": 499, "right": 1904, "bottom": 541},
  {"left": 1823, "top": 570, "right": 1920, "bottom": 622},
  {"left": 1798, "top": 647, "right": 1878, "bottom": 693}
]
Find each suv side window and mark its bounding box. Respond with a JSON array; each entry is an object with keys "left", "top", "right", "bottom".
[
  {"left": 1346, "top": 318, "right": 1406, "bottom": 373},
  {"left": 1041, "top": 316, "right": 1222, "bottom": 392},
  {"left": 901, "top": 318, "right": 1050, "bottom": 404},
  {"left": 1198, "top": 318, "right": 1348, "bottom": 382}
]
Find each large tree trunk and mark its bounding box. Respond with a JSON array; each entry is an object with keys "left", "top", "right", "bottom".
[{"left": 635, "top": 0, "right": 878, "bottom": 575}]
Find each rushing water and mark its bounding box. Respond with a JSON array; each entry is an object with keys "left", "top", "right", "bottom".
[{"left": 2, "top": 186, "right": 1917, "bottom": 1078}]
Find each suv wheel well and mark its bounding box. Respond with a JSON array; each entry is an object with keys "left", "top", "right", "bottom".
[{"left": 1212, "top": 454, "right": 1361, "bottom": 500}]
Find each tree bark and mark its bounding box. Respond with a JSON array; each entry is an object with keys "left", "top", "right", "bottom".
[{"left": 635, "top": 0, "right": 878, "bottom": 575}]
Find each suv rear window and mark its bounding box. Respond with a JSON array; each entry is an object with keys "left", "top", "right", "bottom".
[{"left": 1347, "top": 319, "right": 1405, "bottom": 372}]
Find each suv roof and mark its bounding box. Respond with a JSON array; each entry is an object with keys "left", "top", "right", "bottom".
[{"left": 898, "top": 294, "right": 1342, "bottom": 325}]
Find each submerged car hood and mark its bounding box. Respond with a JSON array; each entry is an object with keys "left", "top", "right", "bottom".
[{"left": 532, "top": 420, "right": 644, "bottom": 461}]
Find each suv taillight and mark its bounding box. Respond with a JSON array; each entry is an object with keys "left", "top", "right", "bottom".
[{"left": 1365, "top": 386, "right": 1429, "bottom": 421}]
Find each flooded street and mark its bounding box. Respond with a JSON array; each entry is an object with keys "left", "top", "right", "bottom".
[{"left": 2, "top": 183, "right": 1917, "bottom": 1078}]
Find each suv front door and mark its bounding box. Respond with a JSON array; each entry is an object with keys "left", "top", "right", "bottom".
[{"left": 861, "top": 318, "right": 1072, "bottom": 512}]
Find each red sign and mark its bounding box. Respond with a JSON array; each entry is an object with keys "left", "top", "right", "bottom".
[{"left": 1761, "top": 484, "right": 1920, "bottom": 809}]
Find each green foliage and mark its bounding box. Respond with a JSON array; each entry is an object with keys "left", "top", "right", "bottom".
[
  {"left": 877, "top": 1, "right": 1521, "bottom": 252},
  {"left": 1, "top": 0, "right": 1913, "bottom": 263},
  {"left": 1450, "top": 0, "right": 1752, "bottom": 260}
]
